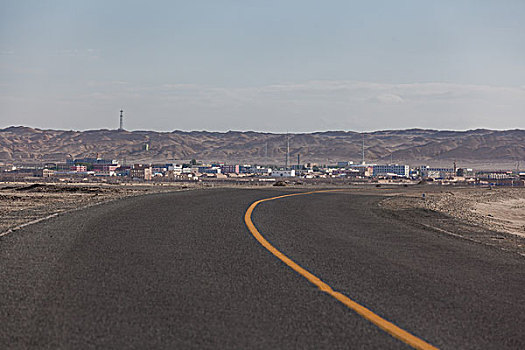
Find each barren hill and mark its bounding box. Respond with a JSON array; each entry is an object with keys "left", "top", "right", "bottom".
[{"left": 0, "top": 127, "right": 523, "bottom": 168}]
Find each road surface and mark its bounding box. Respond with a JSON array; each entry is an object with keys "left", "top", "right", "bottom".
[{"left": 1, "top": 188, "right": 524, "bottom": 349}]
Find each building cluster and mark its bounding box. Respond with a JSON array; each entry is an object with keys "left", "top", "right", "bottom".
[
  {"left": 1, "top": 155, "right": 524, "bottom": 186},
  {"left": 3, "top": 114, "right": 521, "bottom": 185}
]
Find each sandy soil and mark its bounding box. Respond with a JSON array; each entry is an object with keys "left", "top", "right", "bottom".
[
  {"left": 381, "top": 187, "right": 525, "bottom": 237},
  {"left": 380, "top": 185, "right": 525, "bottom": 256},
  {"left": 475, "top": 198, "right": 525, "bottom": 238},
  {"left": 420, "top": 187, "right": 525, "bottom": 238}
]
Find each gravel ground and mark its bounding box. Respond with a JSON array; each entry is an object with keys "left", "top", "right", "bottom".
[
  {"left": 380, "top": 186, "right": 525, "bottom": 257},
  {"left": 0, "top": 182, "right": 198, "bottom": 234}
]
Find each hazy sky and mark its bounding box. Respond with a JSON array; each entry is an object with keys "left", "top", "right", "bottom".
[{"left": 1, "top": 0, "right": 524, "bottom": 132}]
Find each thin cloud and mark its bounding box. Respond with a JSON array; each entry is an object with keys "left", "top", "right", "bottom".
[{"left": 2, "top": 80, "right": 524, "bottom": 132}]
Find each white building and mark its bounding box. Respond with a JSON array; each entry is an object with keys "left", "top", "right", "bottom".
[
  {"left": 337, "top": 161, "right": 354, "bottom": 168},
  {"left": 372, "top": 164, "right": 410, "bottom": 177},
  {"left": 167, "top": 164, "right": 183, "bottom": 174},
  {"left": 272, "top": 170, "right": 296, "bottom": 177},
  {"left": 420, "top": 166, "right": 455, "bottom": 179}
]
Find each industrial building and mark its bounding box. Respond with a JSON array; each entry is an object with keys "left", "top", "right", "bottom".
[
  {"left": 420, "top": 166, "right": 455, "bottom": 179},
  {"left": 372, "top": 164, "right": 410, "bottom": 178},
  {"left": 272, "top": 170, "right": 296, "bottom": 177},
  {"left": 220, "top": 164, "right": 240, "bottom": 174}
]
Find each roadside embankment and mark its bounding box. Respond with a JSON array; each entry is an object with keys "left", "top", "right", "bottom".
[{"left": 380, "top": 186, "right": 525, "bottom": 256}]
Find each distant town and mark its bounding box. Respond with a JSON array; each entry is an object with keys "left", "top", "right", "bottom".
[
  {"left": 1, "top": 154, "right": 524, "bottom": 187},
  {"left": 1, "top": 116, "right": 523, "bottom": 186}
]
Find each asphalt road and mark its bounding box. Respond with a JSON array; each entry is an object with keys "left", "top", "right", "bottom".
[{"left": 1, "top": 188, "right": 524, "bottom": 349}]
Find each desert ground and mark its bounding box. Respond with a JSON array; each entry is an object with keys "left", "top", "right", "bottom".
[
  {"left": 0, "top": 182, "right": 197, "bottom": 235},
  {"left": 1, "top": 181, "right": 524, "bottom": 257},
  {"left": 381, "top": 186, "right": 525, "bottom": 237},
  {"left": 381, "top": 185, "right": 525, "bottom": 256}
]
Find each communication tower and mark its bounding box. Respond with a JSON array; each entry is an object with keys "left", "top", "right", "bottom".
[{"left": 118, "top": 110, "right": 124, "bottom": 131}]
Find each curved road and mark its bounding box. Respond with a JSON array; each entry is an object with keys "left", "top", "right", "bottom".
[{"left": 1, "top": 188, "right": 524, "bottom": 349}]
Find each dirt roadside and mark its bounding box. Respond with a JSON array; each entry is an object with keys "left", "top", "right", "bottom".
[
  {"left": 2, "top": 182, "right": 524, "bottom": 257},
  {"left": 380, "top": 185, "right": 525, "bottom": 256},
  {"left": 0, "top": 182, "right": 201, "bottom": 235}
]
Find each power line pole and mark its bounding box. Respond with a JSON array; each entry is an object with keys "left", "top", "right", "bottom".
[
  {"left": 285, "top": 134, "right": 290, "bottom": 170},
  {"left": 361, "top": 134, "right": 365, "bottom": 165}
]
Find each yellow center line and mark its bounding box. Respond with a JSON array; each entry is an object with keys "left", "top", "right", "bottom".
[{"left": 244, "top": 190, "right": 439, "bottom": 350}]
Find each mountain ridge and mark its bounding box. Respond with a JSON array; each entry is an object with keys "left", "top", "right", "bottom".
[{"left": 0, "top": 126, "right": 523, "bottom": 168}]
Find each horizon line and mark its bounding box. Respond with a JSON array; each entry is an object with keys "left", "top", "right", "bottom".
[{"left": 1, "top": 125, "right": 524, "bottom": 135}]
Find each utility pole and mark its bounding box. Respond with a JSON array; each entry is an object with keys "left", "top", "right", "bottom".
[
  {"left": 285, "top": 134, "right": 290, "bottom": 170},
  {"left": 361, "top": 134, "right": 365, "bottom": 165}
]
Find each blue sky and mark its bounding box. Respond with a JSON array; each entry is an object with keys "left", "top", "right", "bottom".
[{"left": 1, "top": 0, "right": 524, "bottom": 132}]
